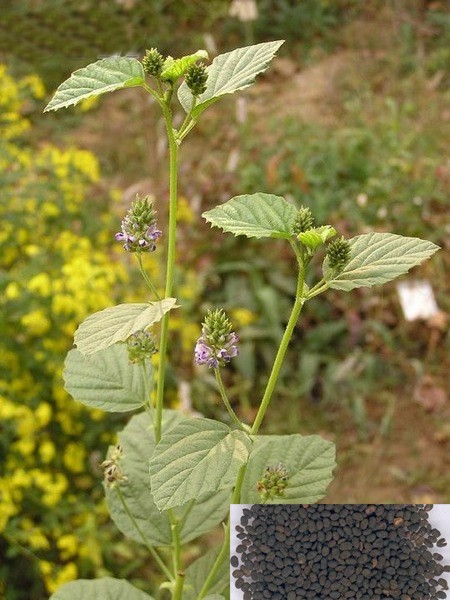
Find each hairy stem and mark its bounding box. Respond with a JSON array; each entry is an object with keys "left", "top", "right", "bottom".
[
  {"left": 155, "top": 102, "right": 179, "bottom": 443},
  {"left": 250, "top": 267, "right": 306, "bottom": 435},
  {"left": 214, "top": 368, "right": 244, "bottom": 429},
  {"left": 115, "top": 487, "right": 173, "bottom": 581},
  {"left": 169, "top": 511, "right": 185, "bottom": 600}
]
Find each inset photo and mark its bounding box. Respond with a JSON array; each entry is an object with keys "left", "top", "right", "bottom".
[{"left": 230, "top": 504, "right": 450, "bottom": 600}]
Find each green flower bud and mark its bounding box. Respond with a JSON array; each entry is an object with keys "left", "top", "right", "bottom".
[
  {"left": 293, "top": 206, "right": 314, "bottom": 234},
  {"left": 142, "top": 48, "right": 164, "bottom": 77},
  {"left": 256, "top": 463, "right": 290, "bottom": 502},
  {"left": 326, "top": 236, "right": 351, "bottom": 271},
  {"left": 127, "top": 330, "right": 157, "bottom": 364},
  {"left": 185, "top": 62, "right": 208, "bottom": 96}
]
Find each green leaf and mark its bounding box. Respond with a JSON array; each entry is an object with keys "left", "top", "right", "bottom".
[
  {"left": 149, "top": 418, "right": 251, "bottom": 510},
  {"left": 63, "top": 344, "right": 150, "bottom": 412},
  {"left": 49, "top": 577, "right": 154, "bottom": 599},
  {"left": 44, "top": 57, "right": 145, "bottom": 112},
  {"left": 74, "top": 299, "right": 177, "bottom": 355},
  {"left": 203, "top": 193, "right": 297, "bottom": 239},
  {"left": 297, "top": 225, "right": 337, "bottom": 250},
  {"left": 241, "top": 434, "right": 336, "bottom": 503},
  {"left": 323, "top": 232, "right": 440, "bottom": 291},
  {"left": 106, "top": 411, "right": 230, "bottom": 546},
  {"left": 161, "top": 50, "right": 208, "bottom": 81},
  {"left": 184, "top": 547, "right": 229, "bottom": 600},
  {"left": 178, "top": 41, "right": 284, "bottom": 116}
]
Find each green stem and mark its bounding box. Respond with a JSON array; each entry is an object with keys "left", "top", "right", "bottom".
[
  {"left": 306, "top": 282, "right": 329, "bottom": 299},
  {"left": 177, "top": 98, "right": 197, "bottom": 140},
  {"left": 170, "top": 511, "right": 185, "bottom": 600},
  {"left": 115, "top": 487, "right": 173, "bottom": 582},
  {"left": 214, "top": 368, "right": 244, "bottom": 429},
  {"left": 136, "top": 253, "right": 161, "bottom": 301},
  {"left": 197, "top": 522, "right": 229, "bottom": 600},
  {"left": 177, "top": 117, "right": 198, "bottom": 142},
  {"left": 289, "top": 238, "right": 304, "bottom": 265},
  {"left": 250, "top": 267, "right": 306, "bottom": 435},
  {"left": 155, "top": 102, "right": 179, "bottom": 443},
  {"left": 141, "top": 360, "right": 155, "bottom": 421}
]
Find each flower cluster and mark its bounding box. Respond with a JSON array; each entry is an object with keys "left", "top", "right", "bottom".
[
  {"left": 142, "top": 48, "right": 164, "bottom": 77},
  {"left": 256, "top": 463, "right": 290, "bottom": 501},
  {"left": 185, "top": 62, "right": 208, "bottom": 96},
  {"left": 115, "top": 195, "right": 162, "bottom": 252},
  {"left": 127, "top": 329, "right": 157, "bottom": 364},
  {"left": 293, "top": 206, "right": 314, "bottom": 234},
  {"left": 195, "top": 309, "right": 239, "bottom": 368},
  {"left": 100, "top": 445, "right": 127, "bottom": 488},
  {"left": 326, "top": 235, "right": 352, "bottom": 272}
]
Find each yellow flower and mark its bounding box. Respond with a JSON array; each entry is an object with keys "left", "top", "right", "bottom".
[
  {"left": 63, "top": 443, "right": 86, "bottom": 474},
  {"left": 36, "top": 402, "right": 52, "bottom": 427},
  {"left": 21, "top": 309, "right": 51, "bottom": 335},
  {"left": 29, "top": 529, "right": 50, "bottom": 550},
  {"left": 4, "top": 281, "right": 21, "bottom": 300},
  {"left": 28, "top": 273, "right": 52, "bottom": 297},
  {"left": 39, "top": 439, "right": 56, "bottom": 463},
  {"left": 177, "top": 196, "right": 194, "bottom": 223},
  {"left": 57, "top": 534, "right": 78, "bottom": 560},
  {"left": 13, "top": 437, "right": 35, "bottom": 456},
  {"left": 43, "top": 562, "right": 78, "bottom": 594},
  {"left": 231, "top": 307, "right": 257, "bottom": 327}
]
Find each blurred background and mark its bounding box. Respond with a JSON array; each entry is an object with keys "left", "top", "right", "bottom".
[{"left": 0, "top": 0, "right": 449, "bottom": 598}]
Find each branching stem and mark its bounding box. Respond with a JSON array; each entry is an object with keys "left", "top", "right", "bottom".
[
  {"left": 250, "top": 263, "right": 306, "bottom": 435},
  {"left": 136, "top": 253, "right": 161, "bottom": 301}
]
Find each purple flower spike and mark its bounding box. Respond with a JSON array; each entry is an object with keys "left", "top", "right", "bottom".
[
  {"left": 194, "top": 309, "right": 239, "bottom": 369},
  {"left": 115, "top": 195, "right": 162, "bottom": 253}
]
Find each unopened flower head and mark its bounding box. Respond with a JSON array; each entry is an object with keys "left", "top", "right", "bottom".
[
  {"left": 293, "top": 206, "right": 314, "bottom": 234},
  {"left": 256, "top": 463, "right": 289, "bottom": 501},
  {"left": 194, "top": 309, "right": 239, "bottom": 369},
  {"left": 127, "top": 329, "right": 157, "bottom": 364},
  {"left": 185, "top": 62, "right": 208, "bottom": 96},
  {"left": 115, "top": 195, "right": 162, "bottom": 253},
  {"left": 142, "top": 48, "right": 164, "bottom": 77},
  {"left": 326, "top": 236, "right": 351, "bottom": 272}
]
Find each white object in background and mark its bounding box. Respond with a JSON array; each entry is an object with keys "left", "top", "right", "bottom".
[
  {"left": 229, "top": 0, "right": 259, "bottom": 22},
  {"left": 396, "top": 279, "right": 439, "bottom": 321},
  {"left": 230, "top": 504, "right": 253, "bottom": 600},
  {"left": 429, "top": 505, "right": 450, "bottom": 596}
]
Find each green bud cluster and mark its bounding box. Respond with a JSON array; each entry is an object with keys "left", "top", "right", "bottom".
[
  {"left": 256, "top": 463, "right": 290, "bottom": 501},
  {"left": 202, "top": 308, "right": 233, "bottom": 347},
  {"left": 130, "top": 195, "right": 156, "bottom": 228},
  {"left": 327, "top": 236, "right": 352, "bottom": 271},
  {"left": 293, "top": 206, "right": 314, "bottom": 234},
  {"left": 142, "top": 48, "right": 164, "bottom": 77},
  {"left": 127, "top": 330, "right": 157, "bottom": 364},
  {"left": 185, "top": 62, "right": 208, "bottom": 96}
]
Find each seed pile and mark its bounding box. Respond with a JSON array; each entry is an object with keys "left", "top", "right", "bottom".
[{"left": 232, "top": 504, "right": 450, "bottom": 600}]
